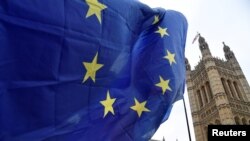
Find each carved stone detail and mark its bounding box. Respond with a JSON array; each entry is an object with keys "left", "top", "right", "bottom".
[{"left": 186, "top": 37, "right": 250, "bottom": 141}]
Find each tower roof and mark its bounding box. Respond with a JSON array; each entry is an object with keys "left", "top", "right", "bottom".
[
  {"left": 185, "top": 58, "right": 189, "bottom": 65},
  {"left": 198, "top": 34, "right": 205, "bottom": 44},
  {"left": 223, "top": 42, "right": 230, "bottom": 52}
]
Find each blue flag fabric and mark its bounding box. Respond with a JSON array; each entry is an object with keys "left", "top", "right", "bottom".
[{"left": 0, "top": 0, "right": 188, "bottom": 141}]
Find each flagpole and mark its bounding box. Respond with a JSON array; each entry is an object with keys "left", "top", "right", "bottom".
[{"left": 183, "top": 97, "right": 192, "bottom": 141}]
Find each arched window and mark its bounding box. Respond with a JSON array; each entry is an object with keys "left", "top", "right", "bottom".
[
  {"left": 228, "top": 80, "right": 236, "bottom": 99},
  {"left": 206, "top": 81, "right": 213, "bottom": 99},
  {"left": 197, "top": 90, "right": 203, "bottom": 108},
  {"left": 242, "top": 118, "right": 247, "bottom": 125},
  {"left": 221, "top": 78, "right": 230, "bottom": 97},
  {"left": 233, "top": 81, "right": 243, "bottom": 100},
  {"left": 235, "top": 116, "right": 240, "bottom": 125},
  {"left": 202, "top": 86, "right": 208, "bottom": 103}
]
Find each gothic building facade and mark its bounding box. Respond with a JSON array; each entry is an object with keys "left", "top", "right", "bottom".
[{"left": 185, "top": 34, "right": 250, "bottom": 141}]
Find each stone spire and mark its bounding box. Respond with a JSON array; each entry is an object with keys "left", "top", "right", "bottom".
[{"left": 223, "top": 42, "right": 235, "bottom": 60}]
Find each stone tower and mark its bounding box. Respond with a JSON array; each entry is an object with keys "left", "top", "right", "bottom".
[{"left": 186, "top": 34, "right": 250, "bottom": 141}]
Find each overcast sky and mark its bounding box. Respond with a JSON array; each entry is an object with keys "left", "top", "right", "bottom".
[{"left": 139, "top": 0, "right": 250, "bottom": 140}]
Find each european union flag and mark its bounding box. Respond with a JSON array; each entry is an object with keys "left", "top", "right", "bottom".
[{"left": 0, "top": 0, "right": 188, "bottom": 141}]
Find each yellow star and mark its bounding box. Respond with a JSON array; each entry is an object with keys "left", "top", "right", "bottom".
[
  {"left": 100, "top": 91, "right": 116, "bottom": 117},
  {"left": 130, "top": 98, "right": 150, "bottom": 117},
  {"left": 152, "top": 15, "right": 159, "bottom": 25},
  {"left": 82, "top": 52, "right": 103, "bottom": 83},
  {"left": 85, "top": 0, "right": 107, "bottom": 24},
  {"left": 155, "top": 76, "right": 172, "bottom": 94},
  {"left": 164, "top": 50, "right": 176, "bottom": 65},
  {"left": 155, "top": 26, "right": 169, "bottom": 38}
]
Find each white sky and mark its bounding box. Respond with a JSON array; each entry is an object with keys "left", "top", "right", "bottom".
[{"left": 139, "top": 0, "right": 250, "bottom": 141}]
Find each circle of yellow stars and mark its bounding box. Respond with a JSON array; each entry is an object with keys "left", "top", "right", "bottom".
[
  {"left": 81, "top": 1, "right": 177, "bottom": 118},
  {"left": 153, "top": 15, "right": 176, "bottom": 95}
]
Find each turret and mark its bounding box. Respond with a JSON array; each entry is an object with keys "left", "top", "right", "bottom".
[
  {"left": 223, "top": 42, "right": 240, "bottom": 70},
  {"left": 198, "top": 34, "right": 212, "bottom": 59},
  {"left": 185, "top": 58, "right": 199, "bottom": 123},
  {"left": 185, "top": 58, "right": 191, "bottom": 71}
]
